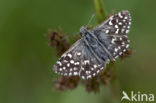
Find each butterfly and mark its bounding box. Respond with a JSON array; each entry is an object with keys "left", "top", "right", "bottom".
[{"left": 53, "top": 10, "right": 131, "bottom": 79}]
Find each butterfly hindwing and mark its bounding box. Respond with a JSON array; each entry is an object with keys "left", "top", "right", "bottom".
[
  {"left": 78, "top": 42, "right": 106, "bottom": 79},
  {"left": 53, "top": 40, "right": 82, "bottom": 76}
]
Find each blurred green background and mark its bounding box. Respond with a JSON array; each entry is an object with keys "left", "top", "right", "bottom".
[{"left": 0, "top": 0, "right": 156, "bottom": 103}]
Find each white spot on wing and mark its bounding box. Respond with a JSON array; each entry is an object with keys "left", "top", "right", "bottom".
[
  {"left": 84, "top": 60, "right": 89, "bottom": 64},
  {"left": 123, "top": 49, "right": 126, "bottom": 52},
  {"left": 118, "top": 22, "right": 122, "bottom": 25},
  {"left": 93, "top": 65, "right": 97, "bottom": 68},
  {"left": 87, "top": 75, "right": 91, "bottom": 79},
  {"left": 126, "top": 44, "right": 129, "bottom": 48},
  {"left": 77, "top": 52, "right": 81, "bottom": 56},
  {"left": 75, "top": 62, "right": 79, "bottom": 65},
  {"left": 118, "top": 13, "right": 123, "bottom": 18},
  {"left": 124, "top": 16, "right": 128, "bottom": 19},
  {"left": 81, "top": 67, "right": 84, "bottom": 70},
  {"left": 81, "top": 76, "right": 85, "bottom": 79},
  {"left": 109, "top": 20, "right": 113, "bottom": 25},
  {"left": 126, "top": 30, "right": 129, "bottom": 33},
  {"left": 115, "top": 48, "right": 118, "bottom": 52},
  {"left": 93, "top": 73, "right": 96, "bottom": 76},
  {"left": 67, "top": 54, "right": 72, "bottom": 58},
  {"left": 57, "top": 61, "right": 62, "bottom": 66},
  {"left": 113, "top": 52, "right": 116, "bottom": 55},
  {"left": 115, "top": 55, "right": 119, "bottom": 59},
  {"left": 86, "top": 71, "right": 91, "bottom": 74},
  {"left": 111, "top": 38, "right": 116, "bottom": 44},
  {"left": 91, "top": 68, "right": 94, "bottom": 71},
  {"left": 100, "top": 67, "right": 103, "bottom": 70},
  {"left": 115, "top": 29, "right": 119, "bottom": 34},
  {"left": 74, "top": 72, "right": 78, "bottom": 75},
  {"left": 74, "top": 67, "right": 77, "bottom": 70},
  {"left": 118, "top": 46, "right": 121, "bottom": 49},
  {"left": 122, "top": 41, "right": 125, "bottom": 45},
  {"left": 105, "top": 30, "right": 109, "bottom": 34},
  {"left": 122, "top": 29, "right": 125, "bottom": 33},
  {"left": 59, "top": 68, "right": 62, "bottom": 71},
  {"left": 63, "top": 67, "right": 66, "bottom": 70},
  {"left": 70, "top": 60, "right": 74, "bottom": 64},
  {"left": 120, "top": 37, "right": 122, "bottom": 40},
  {"left": 115, "top": 25, "right": 118, "bottom": 28},
  {"left": 67, "top": 63, "right": 70, "bottom": 67},
  {"left": 69, "top": 73, "right": 72, "bottom": 76},
  {"left": 119, "top": 52, "right": 122, "bottom": 55}
]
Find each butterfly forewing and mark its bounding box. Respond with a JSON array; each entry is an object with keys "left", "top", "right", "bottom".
[
  {"left": 93, "top": 10, "right": 131, "bottom": 58},
  {"left": 94, "top": 10, "right": 131, "bottom": 35}
]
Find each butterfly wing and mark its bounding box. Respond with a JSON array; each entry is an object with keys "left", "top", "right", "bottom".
[
  {"left": 93, "top": 10, "right": 131, "bottom": 58},
  {"left": 53, "top": 39, "right": 82, "bottom": 76},
  {"left": 53, "top": 10, "right": 132, "bottom": 79},
  {"left": 53, "top": 38, "right": 106, "bottom": 79}
]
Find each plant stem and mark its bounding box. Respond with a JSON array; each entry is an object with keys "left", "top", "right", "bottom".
[{"left": 93, "top": 0, "right": 107, "bottom": 23}]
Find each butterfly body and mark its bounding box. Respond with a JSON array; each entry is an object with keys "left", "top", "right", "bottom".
[
  {"left": 81, "top": 27, "right": 112, "bottom": 62},
  {"left": 53, "top": 10, "right": 131, "bottom": 79}
]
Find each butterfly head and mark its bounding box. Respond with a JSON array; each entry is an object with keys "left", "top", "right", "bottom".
[{"left": 80, "top": 26, "right": 88, "bottom": 36}]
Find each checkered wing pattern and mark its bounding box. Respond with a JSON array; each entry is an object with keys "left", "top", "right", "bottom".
[
  {"left": 53, "top": 10, "right": 131, "bottom": 79},
  {"left": 93, "top": 10, "right": 131, "bottom": 59},
  {"left": 53, "top": 39, "right": 105, "bottom": 79}
]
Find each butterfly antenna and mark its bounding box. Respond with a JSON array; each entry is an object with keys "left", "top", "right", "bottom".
[{"left": 86, "top": 14, "right": 95, "bottom": 27}]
